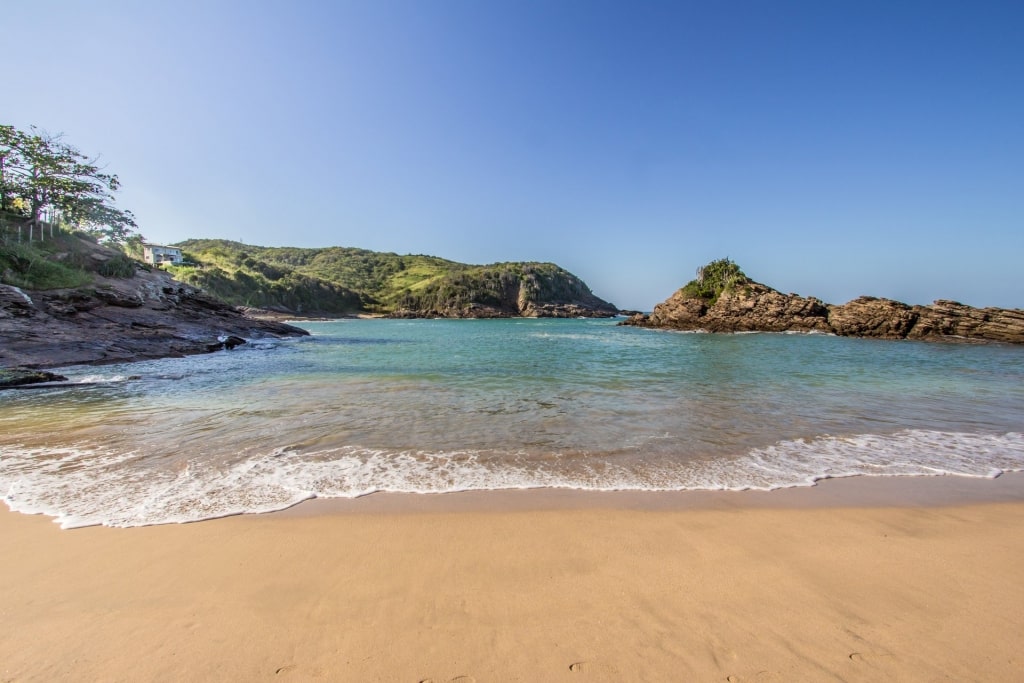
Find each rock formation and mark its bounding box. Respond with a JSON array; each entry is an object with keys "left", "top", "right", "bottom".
[
  {"left": 387, "top": 263, "right": 619, "bottom": 319},
  {"left": 174, "top": 239, "right": 619, "bottom": 318},
  {"left": 0, "top": 242, "right": 308, "bottom": 369},
  {"left": 622, "top": 259, "right": 1024, "bottom": 344},
  {"left": 0, "top": 367, "right": 67, "bottom": 388}
]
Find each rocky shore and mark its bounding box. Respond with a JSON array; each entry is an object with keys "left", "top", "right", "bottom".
[
  {"left": 0, "top": 263, "right": 308, "bottom": 372},
  {"left": 622, "top": 261, "right": 1024, "bottom": 344}
]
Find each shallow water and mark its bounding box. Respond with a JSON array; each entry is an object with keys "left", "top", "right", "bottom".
[{"left": 2, "top": 318, "right": 1023, "bottom": 527}]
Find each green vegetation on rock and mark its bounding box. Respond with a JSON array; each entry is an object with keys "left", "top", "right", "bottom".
[
  {"left": 170, "top": 239, "right": 616, "bottom": 317},
  {"left": 679, "top": 258, "right": 750, "bottom": 304},
  {"left": 0, "top": 230, "right": 141, "bottom": 290}
]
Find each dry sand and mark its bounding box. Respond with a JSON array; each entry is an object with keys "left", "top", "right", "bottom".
[{"left": 2, "top": 476, "right": 1023, "bottom": 682}]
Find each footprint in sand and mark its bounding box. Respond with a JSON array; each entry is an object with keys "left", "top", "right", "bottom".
[
  {"left": 849, "top": 651, "right": 894, "bottom": 664},
  {"left": 569, "top": 661, "right": 619, "bottom": 676},
  {"left": 725, "top": 672, "right": 779, "bottom": 681}
]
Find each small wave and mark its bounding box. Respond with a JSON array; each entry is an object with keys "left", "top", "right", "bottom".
[
  {"left": 2, "top": 430, "right": 1023, "bottom": 529},
  {"left": 71, "top": 374, "right": 133, "bottom": 384}
]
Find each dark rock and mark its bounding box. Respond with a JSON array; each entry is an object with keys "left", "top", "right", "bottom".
[
  {"left": 94, "top": 288, "right": 144, "bottom": 308},
  {"left": 206, "top": 335, "right": 248, "bottom": 352},
  {"left": 0, "top": 248, "right": 309, "bottom": 369},
  {"left": 0, "top": 367, "right": 68, "bottom": 388},
  {"left": 0, "top": 285, "right": 35, "bottom": 318},
  {"left": 622, "top": 261, "right": 1024, "bottom": 344}
]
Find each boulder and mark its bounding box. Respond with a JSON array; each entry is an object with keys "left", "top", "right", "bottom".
[{"left": 827, "top": 297, "right": 919, "bottom": 339}]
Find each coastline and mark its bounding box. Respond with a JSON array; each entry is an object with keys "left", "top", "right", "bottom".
[
  {"left": 3, "top": 474, "right": 1023, "bottom": 681},
  {"left": 273, "top": 469, "right": 1024, "bottom": 517}
]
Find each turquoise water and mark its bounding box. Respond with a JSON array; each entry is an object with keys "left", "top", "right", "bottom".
[{"left": 2, "top": 318, "right": 1023, "bottom": 527}]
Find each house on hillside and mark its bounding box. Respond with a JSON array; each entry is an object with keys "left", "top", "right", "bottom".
[{"left": 142, "top": 244, "right": 184, "bottom": 265}]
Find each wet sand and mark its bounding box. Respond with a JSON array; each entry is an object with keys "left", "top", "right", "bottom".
[{"left": 2, "top": 474, "right": 1023, "bottom": 681}]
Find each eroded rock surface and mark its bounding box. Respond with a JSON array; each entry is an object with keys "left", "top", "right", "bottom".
[
  {"left": 1, "top": 267, "right": 308, "bottom": 369},
  {"left": 624, "top": 272, "right": 1024, "bottom": 344}
]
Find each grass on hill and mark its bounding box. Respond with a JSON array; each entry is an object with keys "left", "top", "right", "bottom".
[
  {"left": 171, "top": 239, "right": 610, "bottom": 315},
  {"left": 0, "top": 230, "right": 140, "bottom": 291}
]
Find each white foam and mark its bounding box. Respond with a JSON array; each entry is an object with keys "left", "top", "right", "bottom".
[
  {"left": 71, "top": 374, "right": 130, "bottom": 384},
  {"left": 3, "top": 430, "right": 1024, "bottom": 528}
]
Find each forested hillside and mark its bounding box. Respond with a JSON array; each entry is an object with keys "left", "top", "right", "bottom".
[{"left": 170, "top": 240, "right": 618, "bottom": 317}]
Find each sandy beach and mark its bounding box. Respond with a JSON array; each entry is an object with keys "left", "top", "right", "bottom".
[{"left": 2, "top": 475, "right": 1023, "bottom": 682}]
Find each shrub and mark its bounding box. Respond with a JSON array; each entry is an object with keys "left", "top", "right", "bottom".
[
  {"left": 680, "top": 258, "right": 749, "bottom": 303},
  {"left": 0, "top": 242, "right": 92, "bottom": 290},
  {"left": 97, "top": 253, "right": 138, "bottom": 278}
]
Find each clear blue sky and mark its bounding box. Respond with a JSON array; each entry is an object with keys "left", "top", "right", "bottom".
[{"left": 7, "top": 1, "right": 1023, "bottom": 310}]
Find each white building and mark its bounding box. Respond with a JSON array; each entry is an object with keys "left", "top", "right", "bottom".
[{"left": 142, "top": 244, "right": 184, "bottom": 265}]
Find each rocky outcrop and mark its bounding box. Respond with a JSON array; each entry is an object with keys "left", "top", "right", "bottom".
[
  {"left": 907, "top": 300, "right": 1024, "bottom": 343},
  {"left": 623, "top": 262, "right": 1024, "bottom": 344},
  {"left": 632, "top": 280, "right": 832, "bottom": 333},
  {"left": 1, "top": 258, "right": 308, "bottom": 369},
  {"left": 0, "top": 367, "right": 68, "bottom": 388},
  {"left": 387, "top": 264, "right": 619, "bottom": 319}
]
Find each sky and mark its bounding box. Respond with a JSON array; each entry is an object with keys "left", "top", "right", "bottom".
[{"left": 5, "top": 0, "right": 1023, "bottom": 311}]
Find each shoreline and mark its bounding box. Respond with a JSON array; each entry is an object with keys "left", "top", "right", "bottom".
[
  {"left": 273, "top": 470, "right": 1024, "bottom": 519},
  {"left": 2, "top": 473, "right": 1022, "bottom": 681}
]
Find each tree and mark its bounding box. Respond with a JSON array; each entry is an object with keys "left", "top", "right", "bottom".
[
  {"left": 0, "top": 125, "right": 26, "bottom": 213},
  {"left": 0, "top": 124, "right": 139, "bottom": 243}
]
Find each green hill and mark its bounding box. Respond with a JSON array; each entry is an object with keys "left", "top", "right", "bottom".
[{"left": 168, "top": 240, "right": 618, "bottom": 317}]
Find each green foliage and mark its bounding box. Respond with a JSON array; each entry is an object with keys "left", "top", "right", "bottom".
[
  {"left": 0, "top": 240, "right": 92, "bottom": 290},
  {"left": 97, "top": 253, "right": 138, "bottom": 278},
  {"left": 167, "top": 255, "right": 363, "bottom": 314},
  {"left": 0, "top": 124, "right": 139, "bottom": 244},
  {"left": 392, "top": 262, "right": 598, "bottom": 313},
  {"left": 680, "top": 258, "right": 749, "bottom": 303},
  {"left": 172, "top": 240, "right": 609, "bottom": 315}
]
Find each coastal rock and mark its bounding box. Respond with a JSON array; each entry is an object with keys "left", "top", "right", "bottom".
[
  {"left": 0, "top": 367, "right": 68, "bottom": 388},
  {"left": 908, "top": 300, "right": 1024, "bottom": 343},
  {"left": 206, "top": 335, "right": 248, "bottom": 352},
  {"left": 0, "top": 285, "right": 35, "bottom": 318},
  {"left": 636, "top": 281, "right": 831, "bottom": 333},
  {"left": 0, "top": 241, "right": 308, "bottom": 369},
  {"left": 623, "top": 259, "right": 1024, "bottom": 344},
  {"left": 827, "top": 297, "right": 919, "bottom": 339}
]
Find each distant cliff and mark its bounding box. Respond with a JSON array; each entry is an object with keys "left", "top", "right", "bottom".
[
  {"left": 622, "top": 259, "right": 1024, "bottom": 344},
  {"left": 171, "top": 240, "right": 618, "bottom": 318},
  {"left": 388, "top": 262, "right": 618, "bottom": 318}
]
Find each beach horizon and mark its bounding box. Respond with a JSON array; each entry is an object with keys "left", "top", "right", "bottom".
[{"left": 3, "top": 473, "right": 1022, "bottom": 682}]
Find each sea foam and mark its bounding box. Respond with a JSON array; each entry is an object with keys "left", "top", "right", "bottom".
[{"left": 3, "top": 430, "right": 1023, "bottom": 529}]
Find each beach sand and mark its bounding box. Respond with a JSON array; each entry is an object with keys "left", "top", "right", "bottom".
[{"left": 2, "top": 475, "right": 1023, "bottom": 682}]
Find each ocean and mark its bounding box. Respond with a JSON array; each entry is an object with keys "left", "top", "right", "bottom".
[{"left": 2, "top": 318, "right": 1023, "bottom": 528}]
